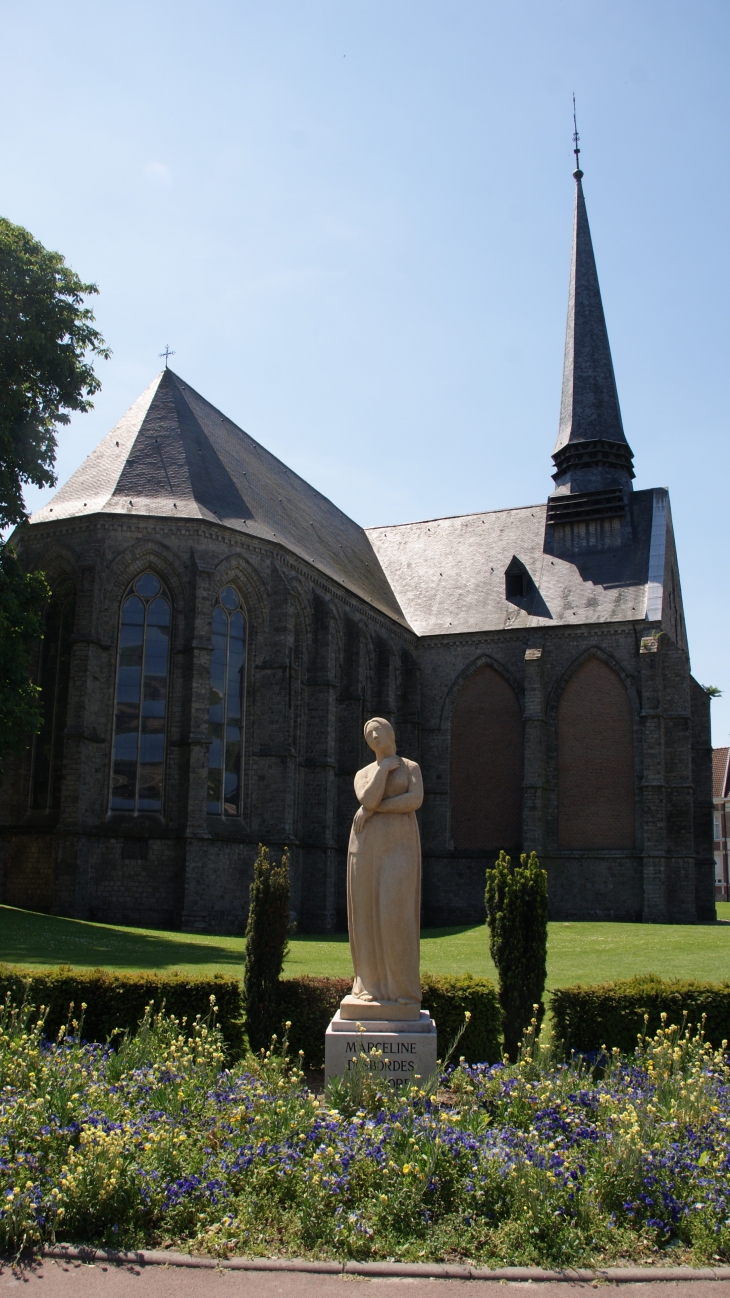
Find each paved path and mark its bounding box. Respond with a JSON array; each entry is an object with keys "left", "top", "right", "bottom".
[{"left": 4, "top": 1260, "right": 730, "bottom": 1298}]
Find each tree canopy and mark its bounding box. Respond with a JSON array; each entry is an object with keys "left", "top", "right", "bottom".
[
  {"left": 0, "top": 548, "right": 50, "bottom": 758},
  {"left": 0, "top": 216, "right": 109, "bottom": 760},
  {"left": 0, "top": 216, "right": 110, "bottom": 528}
]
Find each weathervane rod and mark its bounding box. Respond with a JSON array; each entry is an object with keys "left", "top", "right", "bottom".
[
  {"left": 159, "top": 344, "right": 175, "bottom": 368},
  {"left": 572, "top": 94, "right": 583, "bottom": 178}
]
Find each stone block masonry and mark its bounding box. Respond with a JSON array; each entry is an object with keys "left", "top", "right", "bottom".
[{"left": 324, "top": 1011, "right": 438, "bottom": 1089}]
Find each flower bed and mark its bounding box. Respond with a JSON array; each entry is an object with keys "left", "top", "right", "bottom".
[{"left": 1, "top": 996, "right": 729, "bottom": 1266}]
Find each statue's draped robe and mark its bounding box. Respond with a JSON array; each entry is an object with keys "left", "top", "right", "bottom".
[{"left": 346, "top": 758, "right": 422, "bottom": 1006}]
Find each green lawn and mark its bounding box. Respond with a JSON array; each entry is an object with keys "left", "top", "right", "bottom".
[{"left": 1, "top": 902, "right": 728, "bottom": 987}]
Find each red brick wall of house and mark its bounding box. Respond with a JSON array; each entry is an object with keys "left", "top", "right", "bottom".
[
  {"left": 451, "top": 665, "right": 523, "bottom": 851},
  {"left": 558, "top": 657, "right": 635, "bottom": 849}
]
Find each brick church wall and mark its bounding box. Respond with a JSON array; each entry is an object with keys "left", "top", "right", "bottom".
[
  {"left": 0, "top": 514, "right": 418, "bottom": 935},
  {"left": 450, "top": 664, "right": 522, "bottom": 852},
  {"left": 0, "top": 513, "right": 713, "bottom": 933},
  {"left": 557, "top": 657, "right": 635, "bottom": 850}
]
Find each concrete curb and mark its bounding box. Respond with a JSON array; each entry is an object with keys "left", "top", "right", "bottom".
[{"left": 42, "top": 1244, "right": 730, "bottom": 1282}]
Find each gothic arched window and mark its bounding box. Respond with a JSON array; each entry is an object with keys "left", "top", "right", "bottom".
[
  {"left": 557, "top": 657, "right": 635, "bottom": 848},
  {"left": 30, "top": 581, "right": 76, "bottom": 811},
  {"left": 451, "top": 664, "right": 523, "bottom": 852},
  {"left": 207, "top": 586, "right": 246, "bottom": 817},
  {"left": 110, "top": 572, "right": 171, "bottom": 813}
]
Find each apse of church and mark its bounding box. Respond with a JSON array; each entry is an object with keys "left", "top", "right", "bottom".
[{"left": 0, "top": 163, "right": 715, "bottom": 929}]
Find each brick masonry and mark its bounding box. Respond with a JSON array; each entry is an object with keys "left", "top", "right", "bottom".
[{"left": 0, "top": 511, "right": 715, "bottom": 932}]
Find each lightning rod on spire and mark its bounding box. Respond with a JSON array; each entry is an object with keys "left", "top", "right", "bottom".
[{"left": 572, "top": 94, "right": 583, "bottom": 180}]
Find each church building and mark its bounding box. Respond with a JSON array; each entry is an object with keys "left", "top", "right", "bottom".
[{"left": 0, "top": 165, "right": 715, "bottom": 931}]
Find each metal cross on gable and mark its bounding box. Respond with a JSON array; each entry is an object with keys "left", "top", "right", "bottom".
[{"left": 159, "top": 344, "right": 176, "bottom": 368}]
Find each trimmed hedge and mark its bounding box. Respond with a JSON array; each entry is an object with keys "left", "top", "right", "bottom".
[
  {"left": 0, "top": 966, "right": 245, "bottom": 1057},
  {"left": 0, "top": 964, "right": 501, "bottom": 1071},
  {"left": 277, "top": 973, "right": 502, "bottom": 1069},
  {"left": 550, "top": 976, "right": 730, "bottom": 1057}
]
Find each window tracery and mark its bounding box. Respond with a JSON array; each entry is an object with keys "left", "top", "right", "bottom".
[
  {"left": 30, "top": 581, "right": 76, "bottom": 812},
  {"left": 110, "top": 572, "right": 171, "bottom": 813},
  {"left": 207, "top": 586, "right": 246, "bottom": 817}
]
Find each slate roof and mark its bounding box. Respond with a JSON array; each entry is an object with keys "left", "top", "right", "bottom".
[
  {"left": 555, "top": 173, "right": 632, "bottom": 459},
  {"left": 365, "top": 488, "right": 668, "bottom": 638},
  {"left": 713, "top": 748, "right": 730, "bottom": 800},
  {"left": 30, "top": 369, "right": 676, "bottom": 641},
  {"left": 29, "top": 369, "right": 408, "bottom": 626}
]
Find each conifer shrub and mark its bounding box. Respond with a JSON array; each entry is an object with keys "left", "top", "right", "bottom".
[
  {"left": 550, "top": 976, "right": 730, "bottom": 1057},
  {"left": 485, "top": 850, "right": 548, "bottom": 1060},
  {"left": 243, "top": 843, "right": 291, "bottom": 1052}
]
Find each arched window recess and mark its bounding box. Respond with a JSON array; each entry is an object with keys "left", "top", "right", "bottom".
[
  {"left": 207, "top": 585, "right": 246, "bottom": 817},
  {"left": 29, "top": 579, "right": 76, "bottom": 812},
  {"left": 110, "top": 572, "right": 171, "bottom": 814}
]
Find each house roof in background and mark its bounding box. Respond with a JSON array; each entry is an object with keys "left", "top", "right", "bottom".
[{"left": 714, "top": 747, "right": 730, "bottom": 800}]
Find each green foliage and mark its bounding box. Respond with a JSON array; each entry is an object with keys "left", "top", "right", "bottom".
[
  {"left": 702, "top": 684, "right": 722, "bottom": 698},
  {"left": 277, "top": 975, "right": 350, "bottom": 1068},
  {"left": 0, "top": 960, "right": 500, "bottom": 1072},
  {"left": 277, "top": 973, "right": 501, "bottom": 1069},
  {"left": 243, "top": 844, "right": 291, "bottom": 1052},
  {"left": 0, "top": 216, "right": 110, "bottom": 528},
  {"left": 421, "top": 973, "right": 501, "bottom": 1066},
  {"left": 0, "top": 548, "right": 49, "bottom": 758},
  {"left": 0, "top": 964, "right": 244, "bottom": 1057},
  {"left": 550, "top": 976, "right": 730, "bottom": 1057},
  {"left": 0, "top": 997, "right": 728, "bottom": 1264},
  {"left": 485, "top": 850, "right": 548, "bottom": 1060}
]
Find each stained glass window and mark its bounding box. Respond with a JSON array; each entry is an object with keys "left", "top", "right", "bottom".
[
  {"left": 207, "top": 586, "right": 246, "bottom": 817},
  {"left": 110, "top": 573, "right": 171, "bottom": 813},
  {"left": 30, "top": 583, "right": 76, "bottom": 811}
]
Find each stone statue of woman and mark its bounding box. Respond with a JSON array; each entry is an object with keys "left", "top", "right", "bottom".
[{"left": 341, "top": 717, "right": 424, "bottom": 1021}]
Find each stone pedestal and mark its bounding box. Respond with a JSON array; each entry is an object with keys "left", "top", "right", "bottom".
[{"left": 324, "top": 1010, "right": 437, "bottom": 1089}]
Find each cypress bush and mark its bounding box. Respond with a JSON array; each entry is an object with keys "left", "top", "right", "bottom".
[
  {"left": 550, "top": 976, "right": 730, "bottom": 1057},
  {"left": 243, "top": 843, "right": 291, "bottom": 1052},
  {"left": 485, "top": 850, "right": 548, "bottom": 1060}
]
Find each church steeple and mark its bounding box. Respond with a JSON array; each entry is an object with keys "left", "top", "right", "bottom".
[{"left": 550, "top": 158, "right": 634, "bottom": 499}]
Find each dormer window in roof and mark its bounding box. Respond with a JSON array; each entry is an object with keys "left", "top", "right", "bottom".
[{"left": 504, "top": 557, "right": 531, "bottom": 604}]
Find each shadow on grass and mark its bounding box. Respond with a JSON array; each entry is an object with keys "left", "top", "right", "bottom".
[
  {"left": 421, "top": 925, "right": 485, "bottom": 941},
  {"left": 0, "top": 906, "right": 246, "bottom": 972}
]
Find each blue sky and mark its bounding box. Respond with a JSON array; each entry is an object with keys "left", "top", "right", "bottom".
[{"left": 2, "top": 0, "right": 729, "bottom": 740}]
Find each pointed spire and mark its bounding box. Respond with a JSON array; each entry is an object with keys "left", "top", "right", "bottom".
[{"left": 551, "top": 152, "right": 634, "bottom": 496}]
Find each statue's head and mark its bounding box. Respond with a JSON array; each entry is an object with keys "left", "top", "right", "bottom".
[{"left": 364, "top": 717, "right": 396, "bottom": 756}]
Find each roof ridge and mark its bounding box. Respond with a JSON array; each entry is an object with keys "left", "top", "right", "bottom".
[{"left": 366, "top": 502, "right": 549, "bottom": 533}]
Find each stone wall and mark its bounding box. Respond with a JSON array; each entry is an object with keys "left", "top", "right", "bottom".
[
  {"left": 0, "top": 513, "right": 416, "bottom": 934},
  {"left": 418, "top": 620, "right": 713, "bottom": 926},
  {"left": 0, "top": 512, "right": 714, "bottom": 933}
]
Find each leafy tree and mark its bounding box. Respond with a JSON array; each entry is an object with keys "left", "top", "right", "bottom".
[
  {"left": 243, "top": 845, "right": 291, "bottom": 1053},
  {"left": 0, "top": 548, "right": 49, "bottom": 759},
  {"left": 0, "top": 216, "right": 109, "bottom": 759},
  {"left": 702, "top": 685, "right": 723, "bottom": 698},
  {"left": 0, "top": 215, "right": 110, "bottom": 528},
  {"left": 485, "top": 850, "right": 549, "bottom": 1060}
]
